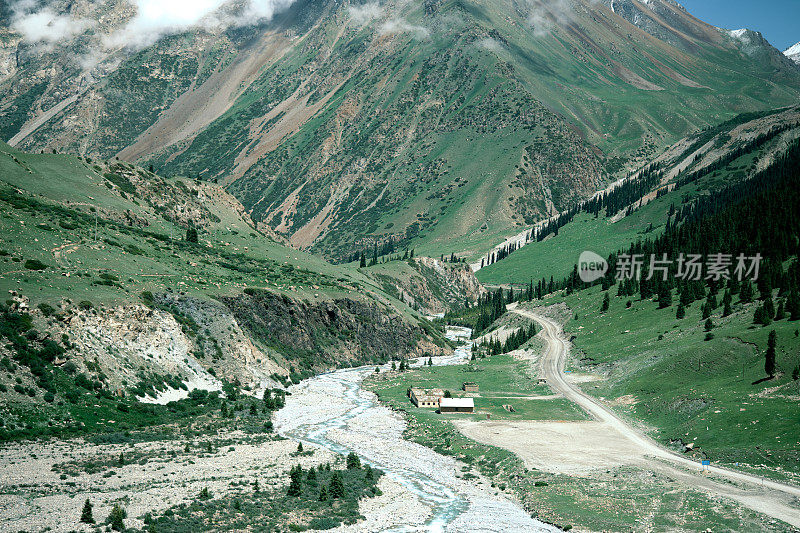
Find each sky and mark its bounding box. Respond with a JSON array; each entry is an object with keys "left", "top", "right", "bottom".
[{"left": 680, "top": 0, "right": 799, "bottom": 51}]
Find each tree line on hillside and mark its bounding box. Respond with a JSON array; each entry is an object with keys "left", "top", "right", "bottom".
[
  {"left": 481, "top": 122, "right": 795, "bottom": 271},
  {"left": 481, "top": 324, "right": 538, "bottom": 356},
  {"left": 480, "top": 163, "right": 664, "bottom": 268},
  {"left": 515, "top": 137, "right": 800, "bottom": 304}
]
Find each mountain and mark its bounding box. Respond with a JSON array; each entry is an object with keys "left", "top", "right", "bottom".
[
  {"left": 2, "top": 0, "right": 800, "bottom": 262},
  {"left": 786, "top": 42, "right": 800, "bottom": 65},
  {"left": 0, "top": 139, "right": 466, "bottom": 440},
  {"left": 476, "top": 105, "right": 800, "bottom": 285}
]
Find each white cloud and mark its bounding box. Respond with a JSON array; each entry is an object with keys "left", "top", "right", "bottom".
[
  {"left": 348, "top": 2, "right": 383, "bottom": 25},
  {"left": 104, "top": 0, "right": 231, "bottom": 49},
  {"left": 526, "top": 0, "right": 583, "bottom": 36},
  {"left": 379, "top": 18, "right": 429, "bottom": 40},
  {"left": 233, "top": 0, "right": 297, "bottom": 28},
  {"left": 10, "top": 0, "right": 298, "bottom": 51},
  {"left": 476, "top": 37, "right": 502, "bottom": 52},
  {"left": 106, "top": 0, "right": 297, "bottom": 50},
  {"left": 11, "top": 6, "right": 95, "bottom": 45}
]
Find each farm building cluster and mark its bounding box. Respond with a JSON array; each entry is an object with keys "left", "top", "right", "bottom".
[{"left": 408, "top": 384, "right": 476, "bottom": 413}]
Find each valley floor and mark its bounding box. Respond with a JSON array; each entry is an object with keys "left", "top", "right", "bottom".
[{"left": 367, "top": 307, "right": 800, "bottom": 532}]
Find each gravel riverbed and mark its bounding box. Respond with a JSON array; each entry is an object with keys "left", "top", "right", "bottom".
[{"left": 275, "top": 327, "right": 557, "bottom": 532}]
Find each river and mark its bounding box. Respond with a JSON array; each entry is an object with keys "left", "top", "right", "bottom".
[{"left": 274, "top": 327, "right": 556, "bottom": 532}]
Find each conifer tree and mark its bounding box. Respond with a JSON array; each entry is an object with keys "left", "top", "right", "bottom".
[
  {"left": 329, "top": 471, "right": 345, "bottom": 499},
  {"left": 347, "top": 452, "right": 361, "bottom": 470},
  {"left": 80, "top": 498, "right": 94, "bottom": 524},
  {"left": 287, "top": 465, "right": 303, "bottom": 496},
  {"left": 765, "top": 330, "right": 777, "bottom": 377},
  {"left": 722, "top": 290, "right": 733, "bottom": 317},
  {"left": 108, "top": 504, "right": 126, "bottom": 531}
]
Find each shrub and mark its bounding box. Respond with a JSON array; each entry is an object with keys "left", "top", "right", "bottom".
[
  {"left": 140, "top": 291, "right": 154, "bottom": 307},
  {"left": 309, "top": 517, "right": 340, "bottom": 530},
  {"left": 24, "top": 259, "right": 48, "bottom": 270}
]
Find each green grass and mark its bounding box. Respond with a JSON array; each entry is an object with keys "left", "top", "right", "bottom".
[
  {"left": 367, "top": 351, "right": 586, "bottom": 422},
  {"left": 0, "top": 140, "right": 422, "bottom": 318},
  {"left": 477, "top": 130, "right": 788, "bottom": 286},
  {"left": 364, "top": 335, "right": 782, "bottom": 532},
  {"left": 525, "top": 284, "right": 800, "bottom": 480}
]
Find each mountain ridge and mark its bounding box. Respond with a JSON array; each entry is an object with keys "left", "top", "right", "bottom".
[{"left": 3, "top": 0, "right": 800, "bottom": 260}]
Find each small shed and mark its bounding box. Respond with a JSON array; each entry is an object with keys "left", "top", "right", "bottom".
[
  {"left": 463, "top": 382, "right": 479, "bottom": 393},
  {"left": 439, "top": 397, "right": 474, "bottom": 413}
]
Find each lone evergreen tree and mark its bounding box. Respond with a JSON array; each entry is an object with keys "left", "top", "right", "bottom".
[
  {"left": 186, "top": 227, "right": 198, "bottom": 243},
  {"left": 297, "top": 442, "right": 304, "bottom": 453},
  {"left": 80, "top": 498, "right": 94, "bottom": 524},
  {"left": 108, "top": 504, "right": 126, "bottom": 531},
  {"left": 740, "top": 281, "right": 754, "bottom": 303},
  {"left": 676, "top": 302, "right": 686, "bottom": 319},
  {"left": 704, "top": 318, "right": 714, "bottom": 332},
  {"left": 765, "top": 330, "right": 777, "bottom": 378},
  {"left": 722, "top": 290, "right": 733, "bottom": 317},
  {"left": 657, "top": 285, "right": 672, "bottom": 309},
  {"left": 601, "top": 293, "right": 610, "bottom": 312},
  {"left": 359, "top": 252, "right": 366, "bottom": 268}
]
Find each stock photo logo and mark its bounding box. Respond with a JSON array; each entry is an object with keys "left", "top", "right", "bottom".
[{"left": 578, "top": 251, "right": 609, "bottom": 283}]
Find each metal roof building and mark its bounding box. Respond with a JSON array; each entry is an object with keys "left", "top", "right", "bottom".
[{"left": 439, "top": 397, "right": 474, "bottom": 413}]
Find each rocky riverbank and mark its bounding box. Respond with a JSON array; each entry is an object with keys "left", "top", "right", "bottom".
[{"left": 274, "top": 327, "right": 557, "bottom": 532}]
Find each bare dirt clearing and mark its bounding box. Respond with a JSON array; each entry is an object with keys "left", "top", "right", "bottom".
[{"left": 454, "top": 419, "right": 643, "bottom": 475}]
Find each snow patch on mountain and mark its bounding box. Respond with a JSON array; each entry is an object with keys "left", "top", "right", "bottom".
[{"left": 785, "top": 42, "right": 800, "bottom": 65}]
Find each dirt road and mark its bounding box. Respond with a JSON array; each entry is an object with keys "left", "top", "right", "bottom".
[{"left": 511, "top": 307, "right": 800, "bottom": 528}]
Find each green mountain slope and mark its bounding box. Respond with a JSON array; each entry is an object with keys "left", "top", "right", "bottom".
[
  {"left": 469, "top": 116, "right": 800, "bottom": 482},
  {"left": 477, "top": 106, "right": 800, "bottom": 286},
  {"left": 0, "top": 140, "right": 455, "bottom": 440},
  {"left": 2, "top": 0, "right": 799, "bottom": 261}
]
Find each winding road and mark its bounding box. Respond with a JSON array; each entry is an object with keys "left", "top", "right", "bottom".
[{"left": 512, "top": 307, "right": 800, "bottom": 529}]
